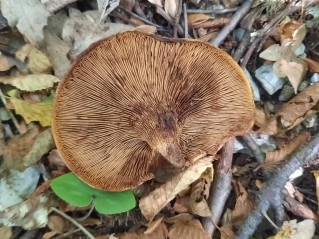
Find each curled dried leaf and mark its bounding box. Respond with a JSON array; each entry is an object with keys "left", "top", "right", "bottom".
[
  {"left": 258, "top": 82, "right": 319, "bottom": 135},
  {"left": 168, "top": 219, "right": 210, "bottom": 239},
  {"left": 139, "top": 157, "right": 212, "bottom": 221}
]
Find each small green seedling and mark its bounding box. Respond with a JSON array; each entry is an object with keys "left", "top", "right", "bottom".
[{"left": 50, "top": 172, "right": 136, "bottom": 214}]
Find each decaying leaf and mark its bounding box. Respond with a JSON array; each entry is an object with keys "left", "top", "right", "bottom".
[
  {"left": 144, "top": 217, "right": 164, "bottom": 234},
  {"left": 259, "top": 44, "right": 282, "bottom": 61},
  {"left": 268, "top": 219, "right": 315, "bottom": 239},
  {"left": 0, "top": 193, "right": 57, "bottom": 229},
  {"left": 168, "top": 219, "right": 210, "bottom": 239},
  {"left": 1, "top": 0, "right": 50, "bottom": 46},
  {"left": 258, "top": 82, "right": 319, "bottom": 135},
  {"left": 279, "top": 58, "right": 307, "bottom": 93},
  {"left": 0, "top": 165, "right": 40, "bottom": 211},
  {"left": 164, "top": 0, "right": 179, "bottom": 18},
  {"left": 231, "top": 181, "right": 253, "bottom": 225},
  {"left": 62, "top": 8, "right": 133, "bottom": 58},
  {"left": 187, "top": 14, "right": 212, "bottom": 27},
  {"left": 139, "top": 157, "right": 213, "bottom": 221},
  {"left": 10, "top": 96, "right": 53, "bottom": 126},
  {"left": 0, "top": 74, "right": 59, "bottom": 92},
  {"left": 302, "top": 57, "right": 319, "bottom": 72},
  {"left": 4, "top": 126, "right": 40, "bottom": 170},
  {"left": 220, "top": 225, "right": 236, "bottom": 239},
  {"left": 115, "top": 222, "right": 168, "bottom": 239},
  {"left": 43, "top": 29, "right": 71, "bottom": 78},
  {"left": 189, "top": 179, "right": 211, "bottom": 217},
  {"left": 164, "top": 213, "right": 194, "bottom": 224},
  {"left": 262, "top": 132, "right": 309, "bottom": 171}
]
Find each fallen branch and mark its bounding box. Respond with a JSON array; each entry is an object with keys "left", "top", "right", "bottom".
[
  {"left": 236, "top": 133, "right": 319, "bottom": 239},
  {"left": 202, "top": 138, "right": 234, "bottom": 237}
]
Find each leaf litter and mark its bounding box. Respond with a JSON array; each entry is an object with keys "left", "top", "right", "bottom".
[{"left": 0, "top": 0, "right": 319, "bottom": 238}]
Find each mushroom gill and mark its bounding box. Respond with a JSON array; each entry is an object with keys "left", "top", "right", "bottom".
[{"left": 52, "top": 31, "right": 255, "bottom": 191}]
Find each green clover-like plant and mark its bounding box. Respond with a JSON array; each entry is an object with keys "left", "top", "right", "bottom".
[{"left": 50, "top": 172, "right": 136, "bottom": 214}]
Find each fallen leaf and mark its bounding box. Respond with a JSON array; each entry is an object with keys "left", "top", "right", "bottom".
[
  {"left": 189, "top": 179, "right": 211, "bottom": 217},
  {"left": 0, "top": 74, "right": 59, "bottom": 92},
  {"left": 4, "top": 126, "right": 40, "bottom": 170},
  {"left": 231, "top": 181, "right": 253, "bottom": 225},
  {"left": 254, "top": 107, "right": 267, "bottom": 128},
  {"left": 47, "top": 215, "right": 67, "bottom": 234},
  {"left": 291, "top": 24, "right": 306, "bottom": 51},
  {"left": 135, "top": 25, "right": 157, "bottom": 35},
  {"left": 164, "top": 0, "right": 179, "bottom": 18},
  {"left": 269, "top": 219, "right": 315, "bottom": 239},
  {"left": 263, "top": 132, "right": 309, "bottom": 171},
  {"left": 145, "top": 217, "right": 164, "bottom": 234},
  {"left": 259, "top": 44, "right": 282, "bottom": 62},
  {"left": 0, "top": 227, "right": 12, "bottom": 239},
  {"left": 148, "top": 0, "right": 163, "bottom": 7},
  {"left": 164, "top": 213, "right": 193, "bottom": 224},
  {"left": 302, "top": 57, "right": 319, "bottom": 72},
  {"left": 187, "top": 14, "right": 212, "bottom": 27},
  {"left": 0, "top": 193, "right": 57, "bottom": 229},
  {"left": 28, "top": 47, "right": 52, "bottom": 74},
  {"left": 168, "top": 219, "right": 210, "bottom": 239},
  {"left": 220, "top": 225, "right": 236, "bottom": 239},
  {"left": 139, "top": 157, "right": 213, "bottom": 221},
  {"left": 0, "top": 56, "right": 11, "bottom": 71},
  {"left": 116, "top": 222, "right": 168, "bottom": 239},
  {"left": 279, "top": 20, "right": 303, "bottom": 41},
  {"left": 43, "top": 29, "right": 71, "bottom": 78},
  {"left": 258, "top": 82, "right": 319, "bottom": 135},
  {"left": 279, "top": 58, "right": 307, "bottom": 93},
  {"left": 0, "top": 165, "right": 40, "bottom": 211},
  {"left": 1, "top": 0, "right": 50, "bottom": 46},
  {"left": 10, "top": 96, "right": 53, "bottom": 126},
  {"left": 62, "top": 8, "right": 133, "bottom": 58}
]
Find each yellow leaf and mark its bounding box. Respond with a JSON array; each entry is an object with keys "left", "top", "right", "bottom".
[
  {"left": 0, "top": 74, "right": 59, "bottom": 92},
  {"left": 10, "top": 97, "right": 53, "bottom": 126},
  {"left": 28, "top": 47, "right": 52, "bottom": 73},
  {"left": 15, "top": 44, "right": 33, "bottom": 62}
]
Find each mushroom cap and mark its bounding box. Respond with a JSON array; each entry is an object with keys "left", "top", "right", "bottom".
[{"left": 52, "top": 31, "right": 254, "bottom": 191}]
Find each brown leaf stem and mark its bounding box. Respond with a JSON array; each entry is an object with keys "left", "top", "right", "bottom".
[{"left": 236, "top": 133, "right": 319, "bottom": 239}]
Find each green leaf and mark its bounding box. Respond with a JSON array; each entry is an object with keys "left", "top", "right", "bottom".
[{"left": 50, "top": 173, "right": 136, "bottom": 214}]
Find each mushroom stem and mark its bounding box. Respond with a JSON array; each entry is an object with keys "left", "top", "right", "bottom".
[{"left": 155, "top": 138, "right": 185, "bottom": 168}]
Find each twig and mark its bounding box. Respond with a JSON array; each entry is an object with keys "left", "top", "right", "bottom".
[
  {"left": 192, "top": 17, "right": 230, "bottom": 29},
  {"left": 155, "top": 6, "right": 184, "bottom": 35},
  {"left": 202, "top": 138, "right": 234, "bottom": 237},
  {"left": 210, "top": 0, "right": 255, "bottom": 47},
  {"left": 236, "top": 133, "right": 319, "bottom": 239},
  {"left": 50, "top": 207, "right": 95, "bottom": 239},
  {"left": 187, "top": 7, "right": 238, "bottom": 14},
  {"left": 119, "top": 7, "right": 167, "bottom": 31},
  {"left": 133, "top": 2, "right": 147, "bottom": 19},
  {"left": 173, "top": 0, "right": 183, "bottom": 38},
  {"left": 183, "top": 3, "right": 188, "bottom": 38},
  {"left": 240, "top": 134, "right": 265, "bottom": 164}
]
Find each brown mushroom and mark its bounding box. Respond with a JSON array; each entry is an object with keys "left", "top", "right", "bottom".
[{"left": 52, "top": 31, "right": 254, "bottom": 191}]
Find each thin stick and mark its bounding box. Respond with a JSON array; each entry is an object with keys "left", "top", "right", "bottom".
[
  {"left": 202, "top": 138, "right": 234, "bottom": 237},
  {"left": 187, "top": 7, "right": 238, "bottom": 14},
  {"left": 210, "top": 0, "right": 255, "bottom": 46},
  {"left": 173, "top": 0, "right": 183, "bottom": 38},
  {"left": 183, "top": 3, "right": 188, "bottom": 38},
  {"left": 50, "top": 207, "right": 95, "bottom": 239}
]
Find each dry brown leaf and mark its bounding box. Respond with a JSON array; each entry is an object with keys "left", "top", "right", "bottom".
[
  {"left": 302, "top": 57, "right": 319, "bottom": 72},
  {"left": 258, "top": 82, "right": 319, "bottom": 135},
  {"left": 116, "top": 222, "right": 168, "bottom": 239},
  {"left": 231, "top": 181, "right": 253, "bottom": 225},
  {"left": 259, "top": 44, "right": 282, "bottom": 61},
  {"left": 189, "top": 179, "right": 211, "bottom": 217},
  {"left": 4, "top": 126, "right": 40, "bottom": 170},
  {"left": 279, "top": 58, "right": 307, "bottom": 93},
  {"left": 164, "top": 0, "right": 179, "bottom": 18},
  {"left": 187, "top": 14, "right": 212, "bottom": 27},
  {"left": 0, "top": 56, "right": 11, "bottom": 71},
  {"left": 279, "top": 20, "right": 303, "bottom": 42},
  {"left": 255, "top": 107, "right": 267, "bottom": 128},
  {"left": 220, "top": 224, "right": 236, "bottom": 239},
  {"left": 145, "top": 217, "right": 164, "bottom": 234},
  {"left": 263, "top": 132, "right": 309, "bottom": 171},
  {"left": 139, "top": 157, "right": 213, "bottom": 221},
  {"left": 42, "top": 230, "right": 60, "bottom": 239},
  {"left": 135, "top": 25, "right": 157, "bottom": 35},
  {"left": 164, "top": 213, "right": 193, "bottom": 224},
  {"left": 47, "top": 215, "right": 67, "bottom": 233},
  {"left": 168, "top": 219, "right": 210, "bottom": 239}
]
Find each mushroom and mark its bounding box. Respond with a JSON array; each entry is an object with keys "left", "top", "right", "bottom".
[{"left": 52, "top": 31, "right": 254, "bottom": 191}]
